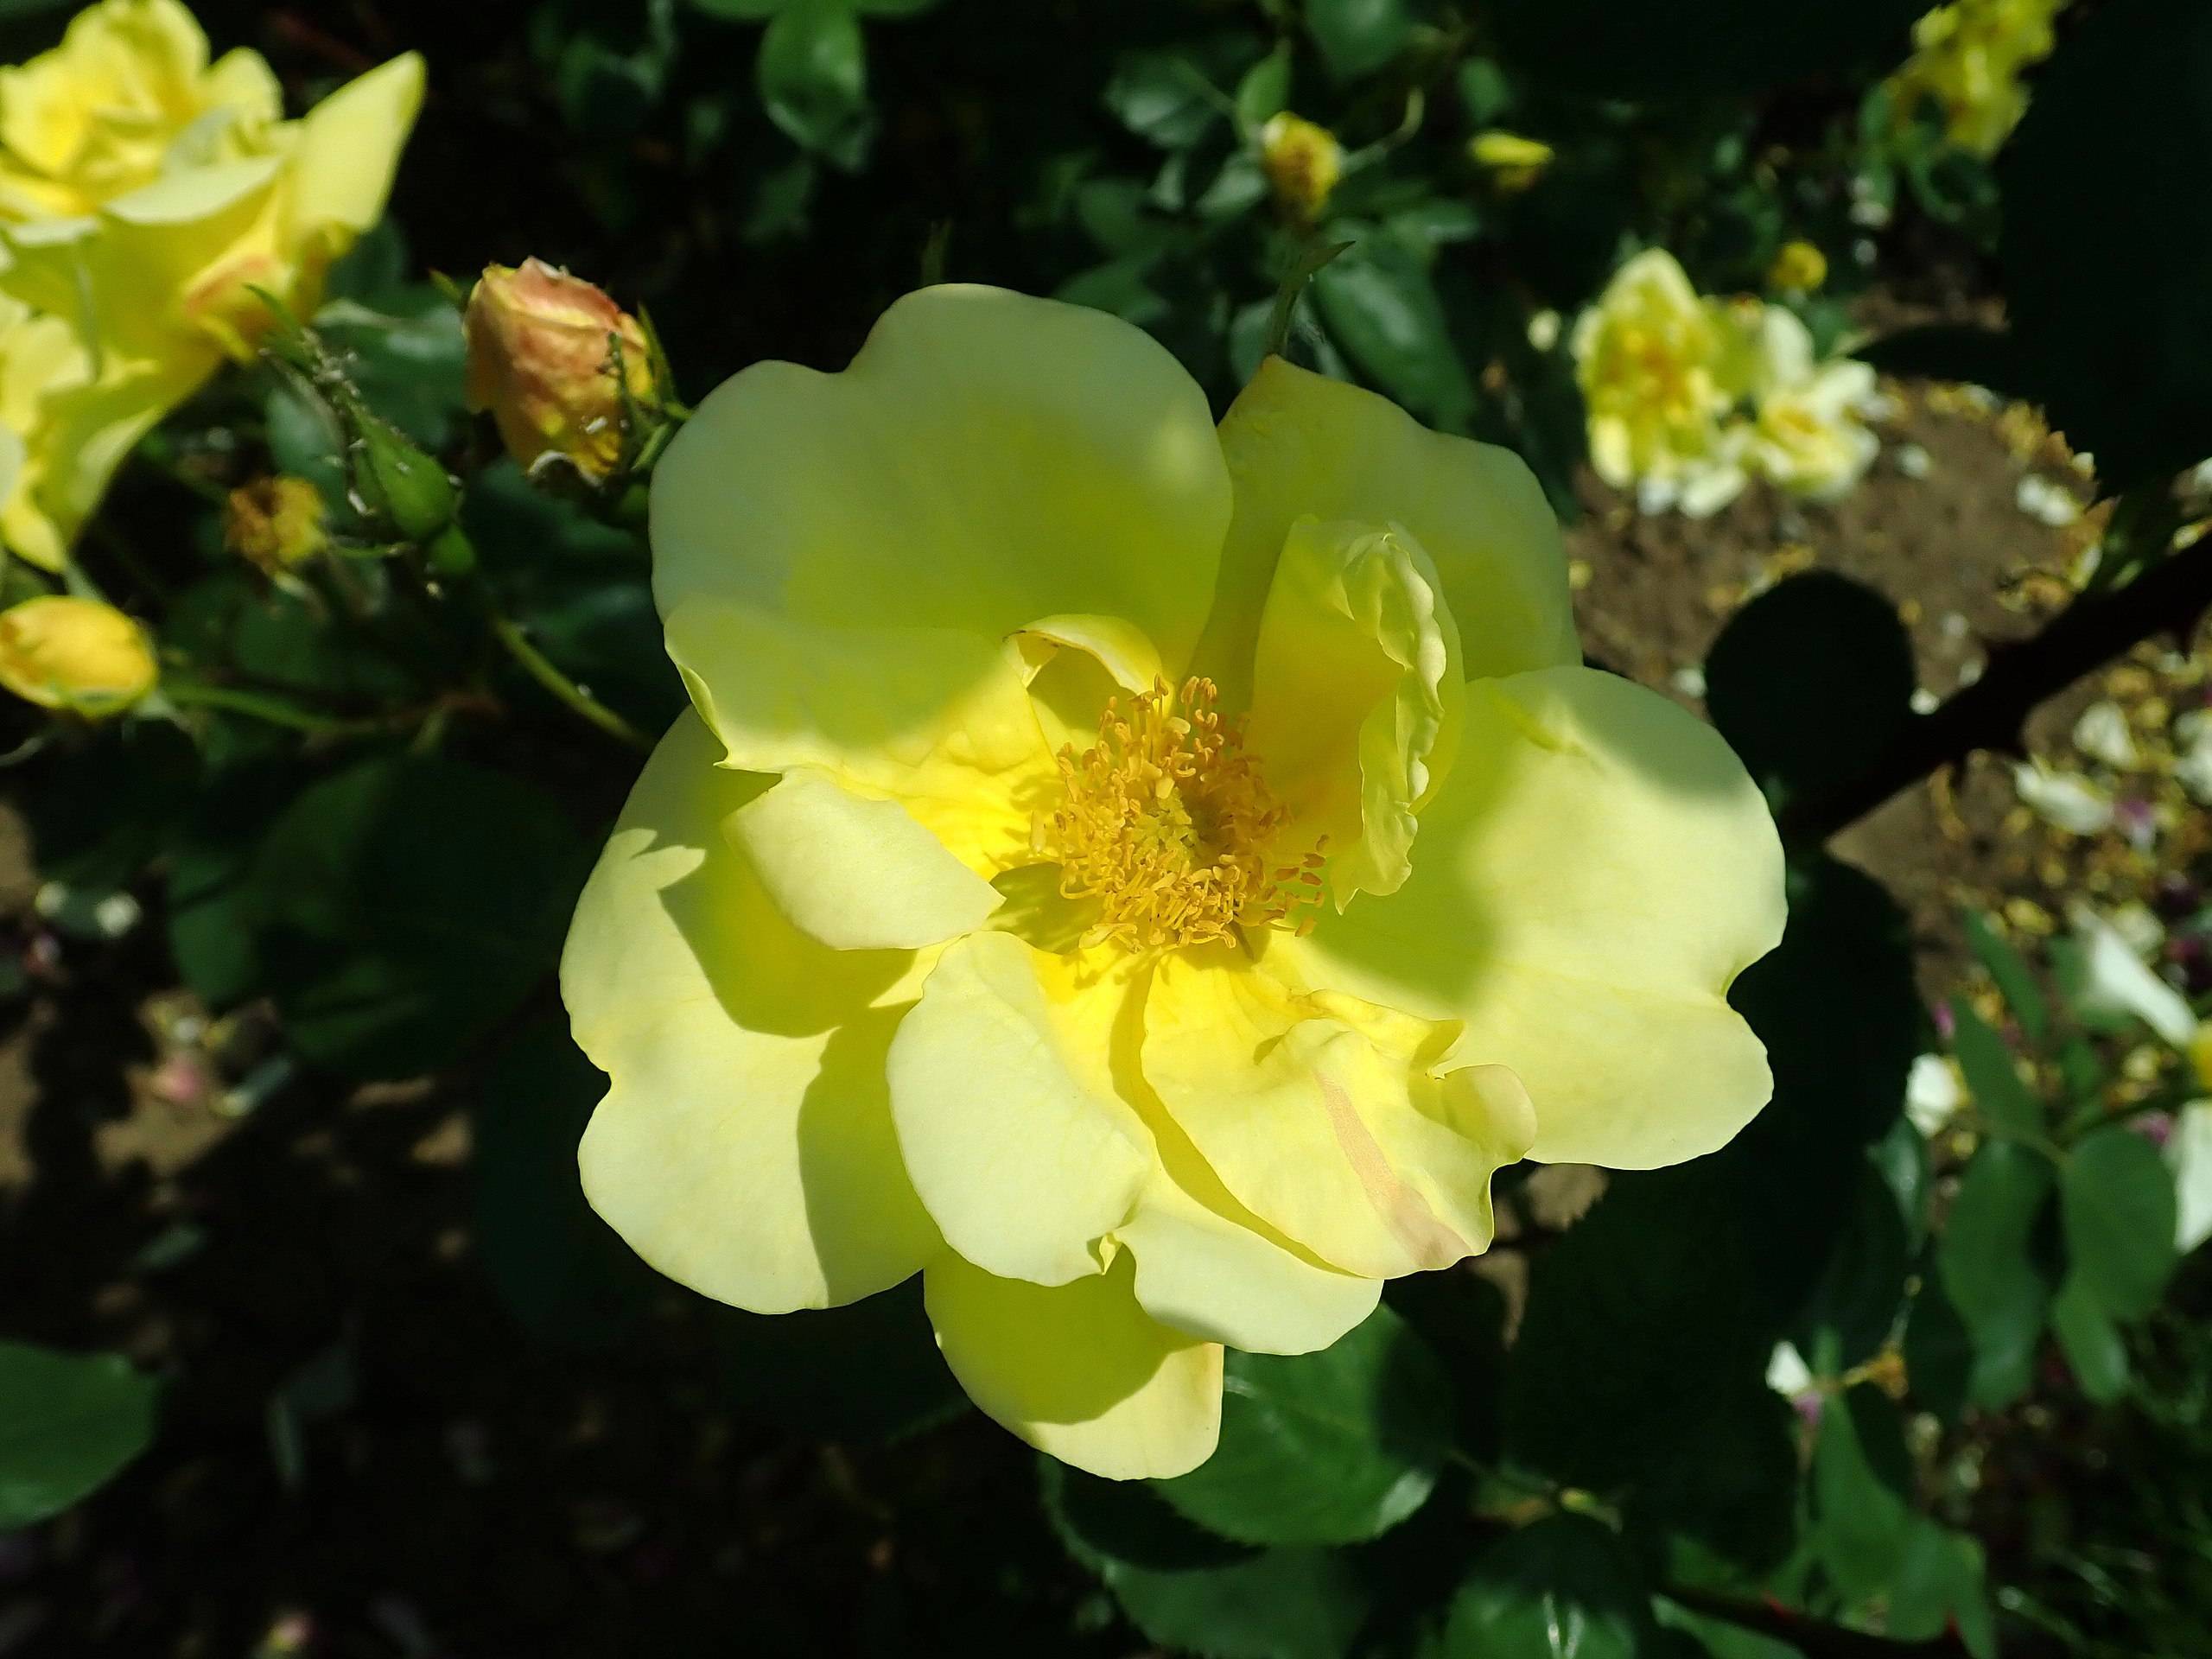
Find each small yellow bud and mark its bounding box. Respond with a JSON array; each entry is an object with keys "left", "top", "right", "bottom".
[
  {"left": 1259, "top": 113, "right": 1344, "bottom": 222},
  {"left": 2190, "top": 1024, "right": 2212, "bottom": 1096},
  {"left": 0, "top": 595, "right": 157, "bottom": 719},
  {"left": 1768, "top": 239, "right": 1829, "bottom": 294},
  {"left": 464, "top": 259, "right": 658, "bottom": 484},
  {"left": 1469, "top": 130, "right": 1554, "bottom": 193},
  {"left": 224, "top": 478, "right": 328, "bottom": 575}
]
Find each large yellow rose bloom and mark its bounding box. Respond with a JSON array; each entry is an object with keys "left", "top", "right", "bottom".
[{"left": 563, "top": 287, "right": 1787, "bottom": 1479}]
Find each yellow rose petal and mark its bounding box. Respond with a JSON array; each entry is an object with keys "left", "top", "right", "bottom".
[
  {"left": 563, "top": 713, "right": 940, "bottom": 1313},
  {"left": 887, "top": 931, "right": 1155, "bottom": 1287},
  {"left": 925, "top": 1247, "right": 1223, "bottom": 1480}
]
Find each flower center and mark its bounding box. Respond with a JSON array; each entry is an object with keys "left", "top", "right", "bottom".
[{"left": 1044, "top": 676, "right": 1323, "bottom": 952}]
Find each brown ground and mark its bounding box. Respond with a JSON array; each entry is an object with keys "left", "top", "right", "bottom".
[{"left": 0, "top": 383, "right": 2199, "bottom": 1656}]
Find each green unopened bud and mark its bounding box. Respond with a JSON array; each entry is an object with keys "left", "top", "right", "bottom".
[
  {"left": 424, "top": 524, "right": 477, "bottom": 577},
  {"left": 352, "top": 416, "right": 459, "bottom": 543}
]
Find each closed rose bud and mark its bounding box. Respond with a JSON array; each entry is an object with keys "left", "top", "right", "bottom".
[
  {"left": 464, "top": 259, "right": 658, "bottom": 484},
  {"left": 1259, "top": 114, "right": 1344, "bottom": 223},
  {"left": 1470, "top": 130, "right": 1554, "bottom": 193},
  {"left": 0, "top": 595, "right": 156, "bottom": 719},
  {"left": 1767, "top": 239, "right": 1828, "bottom": 295},
  {"left": 224, "top": 477, "right": 329, "bottom": 575}
]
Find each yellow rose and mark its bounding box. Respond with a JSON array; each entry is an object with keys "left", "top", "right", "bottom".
[
  {"left": 561, "top": 287, "right": 1787, "bottom": 1478},
  {"left": 1570, "top": 249, "right": 1749, "bottom": 516},
  {"left": 0, "top": 593, "right": 156, "bottom": 715},
  {"left": 0, "top": 8, "right": 423, "bottom": 366},
  {"left": 1469, "top": 130, "right": 1554, "bottom": 192},
  {"left": 464, "top": 259, "right": 657, "bottom": 483},
  {"left": 1888, "top": 0, "right": 2067, "bottom": 157},
  {"left": 0, "top": 0, "right": 280, "bottom": 219},
  {"left": 1259, "top": 113, "right": 1343, "bottom": 222},
  {"left": 1721, "top": 303, "right": 1882, "bottom": 500},
  {"left": 0, "top": 294, "right": 200, "bottom": 569}
]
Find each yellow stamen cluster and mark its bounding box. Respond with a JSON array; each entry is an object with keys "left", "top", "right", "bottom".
[{"left": 1045, "top": 677, "right": 1323, "bottom": 951}]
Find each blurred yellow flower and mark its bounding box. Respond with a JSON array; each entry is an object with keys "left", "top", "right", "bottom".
[
  {"left": 0, "top": 0, "right": 423, "bottom": 568},
  {"left": 1888, "top": 0, "right": 2067, "bottom": 157},
  {"left": 563, "top": 286, "right": 1787, "bottom": 1478},
  {"left": 1767, "top": 239, "right": 1828, "bottom": 293},
  {"left": 1258, "top": 112, "right": 1342, "bottom": 221},
  {"left": 224, "top": 474, "right": 327, "bottom": 573},
  {"left": 465, "top": 259, "right": 656, "bottom": 483},
  {"left": 1574, "top": 251, "right": 1880, "bottom": 514},
  {"left": 1469, "top": 130, "right": 1554, "bottom": 192},
  {"left": 1570, "top": 249, "right": 1748, "bottom": 516},
  {"left": 0, "top": 593, "right": 156, "bottom": 715}
]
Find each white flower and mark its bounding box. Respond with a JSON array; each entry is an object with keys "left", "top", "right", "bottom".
[
  {"left": 2067, "top": 904, "right": 2197, "bottom": 1047},
  {"left": 2012, "top": 760, "right": 2113, "bottom": 835},
  {"left": 2072, "top": 700, "right": 2139, "bottom": 770},
  {"left": 1765, "top": 1341, "right": 1815, "bottom": 1399},
  {"left": 1905, "top": 1052, "right": 1965, "bottom": 1137}
]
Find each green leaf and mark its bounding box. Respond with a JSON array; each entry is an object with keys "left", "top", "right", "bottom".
[
  {"left": 1306, "top": 0, "right": 1415, "bottom": 80},
  {"left": 1441, "top": 1515, "right": 1657, "bottom": 1658},
  {"left": 1154, "top": 1302, "right": 1452, "bottom": 1547},
  {"left": 1235, "top": 43, "right": 1293, "bottom": 127},
  {"left": 1886, "top": 1518, "right": 1997, "bottom": 1658},
  {"left": 1947, "top": 998, "right": 2039, "bottom": 1135},
  {"left": 1702, "top": 573, "right": 1916, "bottom": 814},
  {"left": 0, "top": 1343, "right": 159, "bottom": 1529},
  {"left": 1312, "top": 234, "right": 1476, "bottom": 429},
  {"left": 1792, "top": 1163, "right": 1910, "bottom": 1371},
  {"left": 1935, "top": 1141, "right": 2057, "bottom": 1409},
  {"left": 2000, "top": 0, "right": 2212, "bottom": 491},
  {"left": 691, "top": 0, "right": 789, "bottom": 18},
  {"left": 1808, "top": 1384, "right": 1912, "bottom": 1605},
  {"left": 249, "top": 757, "right": 592, "bottom": 1079},
  {"left": 2050, "top": 1273, "right": 2129, "bottom": 1403},
  {"left": 1963, "top": 911, "right": 2050, "bottom": 1046},
  {"left": 1870, "top": 1115, "right": 1932, "bottom": 1254},
  {"left": 759, "top": 0, "right": 871, "bottom": 167},
  {"left": 1046, "top": 1464, "right": 1370, "bottom": 1659},
  {"left": 1104, "top": 49, "right": 1227, "bottom": 149},
  {"left": 2061, "top": 1127, "right": 2179, "bottom": 1321}
]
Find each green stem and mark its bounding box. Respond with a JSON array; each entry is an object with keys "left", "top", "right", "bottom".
[
  {"left": 165, "top": 680, "right": 394, "bottom": 738},
  {"left": 487, "top": 612, "right": 652, "bottom": 752}
]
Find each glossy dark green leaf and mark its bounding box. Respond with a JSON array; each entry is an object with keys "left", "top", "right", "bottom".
[
  {"left": 1104, "top": 49, "right": 1226, "bottom": 149},
  {"left": 1703, "top": 574, "right": 1916, "bottom": 814},
  {"left": 1935, "top": 1141, "right": 2057, "bottom": 1408},
  {"left": 1306, "top": 0, "right": 1414, "bottom": 80},
  {"left": 1155, "top": 1302, "right": 1452, "bottom": 1547},
  {"left": 2000, "top": 0, "right": 2212, "bottom": 491},
  {"left": 1312, "top": 234, "right": 1475, "bottom": 429},
  {"left": 1808, "top": 1384, "right": 1912, "bottom": 1605},
  {"left": 1886, "top": 1518, "right": 1997, "bottom": 1658},
  {"left": 1948, "top": 999, "right": 2039, "bottom": 1135},
  {"left": 0, "top": 1342, "right": 159, "bottom": 1528},
  {"left": 2061, "top": 1127, "right": 2179, "bottom": 1321},
  {"left": 759, "top": 0, "right": 870, "bottom": 166},
  {"left": 2050, "top": 1273, "right": 2129, "bottom": 1404},
  {"left": 1441, "top": 1515, "right": 1656, "bottom": 1658},
  {"left": 1234, "top": 43, "right": 1292, "bottom": 127},
  {"left": 1047, "top": 1464, "right": 1370, "bottom": 1659},
  {"left": 249, "top": 757, "right": 592, "bottom": 1079},
  {"left": 1793, "top": 1163, "right": 1910, "bottom": 1371}
]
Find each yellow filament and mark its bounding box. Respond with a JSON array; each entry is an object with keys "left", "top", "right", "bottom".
[{"left": 1044, "top": 677, "right": 1323, "bottom": 951}]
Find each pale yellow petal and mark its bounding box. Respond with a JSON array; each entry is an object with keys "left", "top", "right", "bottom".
[
  {"left": 887, "top": 931, "right": 1155, "bottom": 1287},
  {"left": 1266, "top": 665, "right": 1784, "bottom": 1169},
  {"left": 665, "top": 601, "right": 1057, "bottom": 880},
  {"left": 1142, "top": 952, "right": 1535, "bottom": 1281},
  {"left": 284, "top": 54, "right": 424, "bottom": 237},
  {"left": 728, "top": 766, "right": 1002, "bottom": 950},
  {"left": 925, "top": 1247, "right": 1223, "bottom": 1479},
  {"left": 1201, "top": 356, "right": 1575, "bottom": 706},
  {"left": 563, "top": 713, "right": 939, "bottom": 1313},
  {"left": 651, "top": 284, "right": 1230, "bottom": 666},
  {"left": 1245, "top": 515, "right": 1465, "bottom": 906}
]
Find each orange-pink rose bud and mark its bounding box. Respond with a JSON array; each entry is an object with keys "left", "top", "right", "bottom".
[{"left": 463, "top": 259, "right": 658, "bottom": 483}]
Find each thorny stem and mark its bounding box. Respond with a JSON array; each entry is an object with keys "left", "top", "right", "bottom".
[
  {"left": 1782, "top": 545, "right": 2212, "bottom": 844},
  {"left": 486, "top": 612, "right": 652, "bottom": 753}
]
